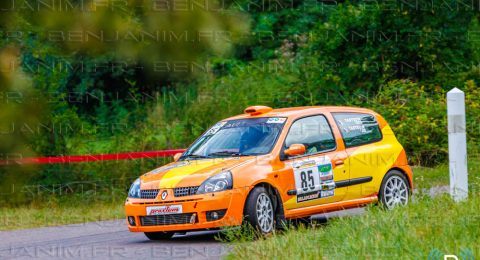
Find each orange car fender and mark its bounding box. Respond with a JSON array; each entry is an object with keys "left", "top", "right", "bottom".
[{"left": 244, "top": 178, "right": 286, "bottom": 215}]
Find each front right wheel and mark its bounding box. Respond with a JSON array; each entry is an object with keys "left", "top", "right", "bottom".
[
  {"left": 244, "top": 186, "right": 276, "bottom": 234},
  {"left": 379, "top": 170, "right": 410, "bottom": 209}
]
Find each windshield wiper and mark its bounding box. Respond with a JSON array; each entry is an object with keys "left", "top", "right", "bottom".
[
  {"left": 207, "top": 151, "right": 243, "bottom": 157},
  {"left": 183, "top": 154, "right": 210, "bottom": 160}
]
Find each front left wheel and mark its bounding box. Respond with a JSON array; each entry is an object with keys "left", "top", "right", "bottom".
[{"left": 244, "top": 186, "right": 276, "bottom": 234}]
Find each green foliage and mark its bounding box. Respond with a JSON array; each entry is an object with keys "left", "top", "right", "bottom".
[
  {"left": 2, "top": 0, "right": 480, "bottom": 205},
  {"left": 367, "top": 80, "right": 480, "bottom": 165},
  {"left": 306, "top": 0, "right": 480, "bottom": 91},
  {"left": 370, "top": 80, "right": 448, "bottom": 165}
]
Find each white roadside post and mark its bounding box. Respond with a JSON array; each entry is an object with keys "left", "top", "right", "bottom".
[{"left": 447, "top": 87, "right": 468, "bottom": 201}]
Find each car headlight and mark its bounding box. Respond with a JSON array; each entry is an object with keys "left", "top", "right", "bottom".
[
  {"left": 128, "top": 178, "right": 141, "bottom": 198},
  {"left": 196, "top": 171, "right": 233, "bottom": 194}
]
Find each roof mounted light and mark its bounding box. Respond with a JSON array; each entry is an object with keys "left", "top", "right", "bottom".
[{"left": 244, "top": 105, "right": 273, "bottom": 116}]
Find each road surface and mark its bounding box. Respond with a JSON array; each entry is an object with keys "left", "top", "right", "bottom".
[
  {"left": 0, "top": 186, "right": 446, "bottom": 260},
  {"left": 0, "top": 209, "right": 364, "bottom": 260}
]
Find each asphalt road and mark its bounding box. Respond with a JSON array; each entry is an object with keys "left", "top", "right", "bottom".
[
  {"left": 0, "top": 185, "right": 448, "bottom": 260},
  {"left": 0, "top": 219, "right": 227, "bottom": 260},
  {"left": 0, "top": 208, "right": 365, "bottom": 260}
]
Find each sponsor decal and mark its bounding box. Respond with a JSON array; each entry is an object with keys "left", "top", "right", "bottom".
[
  {"left": 266, "top": 117, "right": 287, "bottom": 124},
  {"left": 297, "top": 189, "right": 335, "bottom": 203},
  {"left": 297, "top": 191, "right": 321, "bottom": 203},
  {"left": 293, "top": 156, "right": 335, "bottom": 203},
  {"left": 321, "top": 190, "right": 334, "bottom": 198},
  {"left": 146, "top": 205, "right": 183, "bottom": 215},
  {"left": 320, "top": 175, "right": 333, "bottom": 181},
  {"left": 205, "top": 121, "right": 227, "bottom": 136},
  {"left": 318, "top": 164, "right": 332, "bottom": 173},
  {"left": 292, "top": 159, "right": 317, "bottom": 169}
]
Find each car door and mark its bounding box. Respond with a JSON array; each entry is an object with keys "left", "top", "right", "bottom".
[
  {"left": 332, "top": 112, "right": 387, "bottom": 199},
  {"left": 281, "top": 114, "right": 350, "bottom": 211}
]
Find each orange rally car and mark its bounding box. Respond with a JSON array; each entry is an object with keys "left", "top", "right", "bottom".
[{"left": 125, "top": 106, "right": 413, "bottom": 240}]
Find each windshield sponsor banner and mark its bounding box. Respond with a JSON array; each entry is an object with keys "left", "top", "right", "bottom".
[
  {"left": 205, "top": 121, "right": 227, "bottom": 136},
  {"left": 266, "top": 117, "right": 287, "bottom": 124},
  {"left": 222, "top": 117, "right": 287, "bottom": 129}
]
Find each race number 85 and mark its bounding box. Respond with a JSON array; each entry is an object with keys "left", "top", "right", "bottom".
[{"left": 300, "top": 170, "right": 315, "bottom": 191}]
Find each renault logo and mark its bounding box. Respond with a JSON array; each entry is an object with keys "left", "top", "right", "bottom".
[{"left": 161, "top": 190, "right": 168, "bottom": 200}]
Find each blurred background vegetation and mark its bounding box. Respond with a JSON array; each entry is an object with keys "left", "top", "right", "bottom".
[{"left": 1, "top": 0, "right": 480, "bottom": 205}]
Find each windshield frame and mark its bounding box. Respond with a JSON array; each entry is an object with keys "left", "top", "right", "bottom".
[{"left": 180, "top": 117, "right": 287, "bottom": 160}]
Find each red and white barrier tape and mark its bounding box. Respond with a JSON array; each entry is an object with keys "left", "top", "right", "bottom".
[{"left": 0, "top": 149, "right": 186, "bottom": 165}]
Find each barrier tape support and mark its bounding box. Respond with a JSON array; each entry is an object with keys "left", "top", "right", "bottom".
[{"left": 0, "top": 149, "right": 186, "bottom": 165}]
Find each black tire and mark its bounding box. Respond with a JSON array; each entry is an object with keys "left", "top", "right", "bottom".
[
  {"left": 244, "top": 186, "right": 276, "bottom": 234},
  {"left": 379, "top": 170, "right": 410, "bottom": 210},
  {"left": 283, "top": 217, "right": 311, "bottom": 229},
  {"left": 310, "top": 215, "right": 328, "bottom": 225},
  {"left": 144, "top": 231, "right": 175, "bottom": 240}
]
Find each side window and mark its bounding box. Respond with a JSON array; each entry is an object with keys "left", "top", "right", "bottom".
[
  {"left": 285, "top": 115, "right": 336, "bottom": 155},
  {"left": 333, "top": 113, "right": 382, "bottom": 147}
]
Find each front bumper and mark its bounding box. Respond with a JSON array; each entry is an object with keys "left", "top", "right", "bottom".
[{"left": 124, "top": 188, "right": 246, "bottom": 232}]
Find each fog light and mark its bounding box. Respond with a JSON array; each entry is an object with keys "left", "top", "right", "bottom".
[
  {"left": 190, "top": 213, "right": 197, "bottom": 224},
  {"left": 127, "top": 216, "right": 136, "bottom": 226},
  {"left": 206, "top": 209, "right": 227, "bottom": 221}
]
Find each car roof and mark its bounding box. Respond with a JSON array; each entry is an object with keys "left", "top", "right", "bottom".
[{"left": 225, "top": 106, "right": 376, "bottom": 120}]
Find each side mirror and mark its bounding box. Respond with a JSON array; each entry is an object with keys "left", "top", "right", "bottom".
[
  {"left": 173, "top": 153, "right": 182, "bottom": 162},
  {"left": 284, "top": 144, "right": 306, "bottom": 157}
]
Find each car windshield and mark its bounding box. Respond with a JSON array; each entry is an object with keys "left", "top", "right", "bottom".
[{"left": 181, "top": 117, "right": 286, "bottom": 160}]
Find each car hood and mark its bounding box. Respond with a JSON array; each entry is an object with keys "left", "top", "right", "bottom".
[{"left": 139, "top": 157, "right": 253, "bottom": 189}]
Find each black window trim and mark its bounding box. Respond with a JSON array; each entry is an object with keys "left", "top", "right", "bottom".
[
  {"left": 280, "top": 114, "right": 337, "bottom": 161},
  {"left": 332, "top": 112, "right": 383, "bottom": 149}
]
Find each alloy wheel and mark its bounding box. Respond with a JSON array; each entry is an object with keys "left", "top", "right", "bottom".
[
  {"left": 255, "top": 193, "right": 274, "bottom": 233},
  {"left": 383, "top": 175, "right": 409, "bottom": 209}
]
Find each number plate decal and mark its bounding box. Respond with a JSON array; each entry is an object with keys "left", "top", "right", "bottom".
[{"left": 293, "top": 156, "right": 335, "bottom": 203}]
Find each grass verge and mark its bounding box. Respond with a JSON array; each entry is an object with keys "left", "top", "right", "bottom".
[
  {"left": 0, "top": 195, "right": 125, "bottom": 231},
  {"left": 413, "top": 156, "right": 480, "bottom": 188},
  {"left": 0, "top": 202, "right": 124, "bottom": 231},
  {"left": 226, "top": 158, "right": 480, "bottom": 259},
  {"left": 227, "top": 191, "right": 480, "bottom": 259}
]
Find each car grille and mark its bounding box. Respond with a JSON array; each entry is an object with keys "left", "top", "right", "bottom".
[
  {"left": 140, "top": 189, "right": 160, "bottom": 199},
  {"left": 140, "top": 213, "right": 195, "bottom": 226},
  {"left": 174, "top": 186, "right": 199, "bottom": 197}
]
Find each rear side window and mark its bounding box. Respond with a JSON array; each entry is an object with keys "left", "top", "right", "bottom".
[
  {"left": 285, "top": 115, "right": 336, "bottom": 155},
  {"left": 333, "top": 113, "right": 382, "bottom": 147}
]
